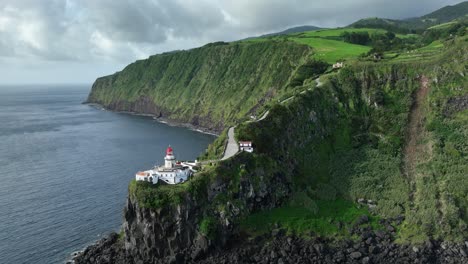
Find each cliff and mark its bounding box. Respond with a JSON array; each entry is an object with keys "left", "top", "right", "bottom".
[
  {"left": 86, "top": 41, "right": 313, "bottom": 132},
  {"left": 75, "top": 37, "right": 467, "bottom": 263}
]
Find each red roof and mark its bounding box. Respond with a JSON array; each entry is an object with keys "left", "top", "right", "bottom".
[{"left": 166, "top": 146, "right": 173, "bottom": 155}]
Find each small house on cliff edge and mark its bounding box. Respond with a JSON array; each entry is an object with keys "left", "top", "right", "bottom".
[
  {"left": 333, "top": 62, "right": 344, "bottom": 69},
  {"left": 239, "top": 141, "right": 254, "bottom": 153}
]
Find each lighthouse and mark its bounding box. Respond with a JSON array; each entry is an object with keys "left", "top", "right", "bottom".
[
  {"left": 164, "top": 146, "right": 176, "bottom": 168},
  {"left": 135, "top": 145, "right": 192, "bottom": 185}
]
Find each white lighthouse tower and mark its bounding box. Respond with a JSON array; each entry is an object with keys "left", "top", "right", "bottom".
[
  {"left": 135, "top": 145, "right": 192, "bottom": 185},
  {"left": 164, "top": 146, "right": 176, "bottom": 168}
]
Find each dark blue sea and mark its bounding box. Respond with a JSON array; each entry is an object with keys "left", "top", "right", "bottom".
[{"left": 0, "top": 85, "right": 215, "bottom": 264}]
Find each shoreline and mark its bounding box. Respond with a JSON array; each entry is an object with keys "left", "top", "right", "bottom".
[{"left": 84, "top": 102, "right": 220, "bottom": 137}]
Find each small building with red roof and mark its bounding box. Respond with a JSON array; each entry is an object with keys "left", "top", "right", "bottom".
[
  {"left": 135, "top": 145, "right": 192, "bottom": 185},
  {"left": 239, "top": 141, "right": 254, "bottom": 153}
]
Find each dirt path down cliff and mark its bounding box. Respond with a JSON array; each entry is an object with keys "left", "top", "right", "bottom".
[{"left": 402, "top": 75, "right": 430, "bottom": 203}]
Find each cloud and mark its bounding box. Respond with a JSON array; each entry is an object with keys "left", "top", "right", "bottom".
[
  {"left": 220, "top": 0, "right": 465, "bottom": 32},
  {"left": 0, "top": 0, "right": 464, "bottom": 73}
]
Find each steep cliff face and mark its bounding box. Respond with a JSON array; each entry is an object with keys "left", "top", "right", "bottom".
[
  {"left": 87, "top": 41, "right": 313, "bottom": 132},
  {"left": 75, "top": 40, "right": 467, "bottom": 263},
  {"left": 114, "top": 150, "right": 291, "bottom": 263},
  {"left": 122, "top": 194, "right": 200, "bottom": 262}
]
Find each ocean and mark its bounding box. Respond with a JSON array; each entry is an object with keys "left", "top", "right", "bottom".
[{"left": 0, "top": 85, "right": 215, "bottom": 264}]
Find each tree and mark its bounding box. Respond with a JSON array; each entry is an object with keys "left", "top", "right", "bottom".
[{"left": 342, "top": 31, "right": 371, "bottom": 45}]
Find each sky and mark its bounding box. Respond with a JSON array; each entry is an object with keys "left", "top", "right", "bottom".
[{"left": 0, "top": 0, "right": 464, "bottom": 85}]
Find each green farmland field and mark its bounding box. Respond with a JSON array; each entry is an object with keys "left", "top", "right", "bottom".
[{"left": 290, "top": 37, "right": 371, "bottom": 63}]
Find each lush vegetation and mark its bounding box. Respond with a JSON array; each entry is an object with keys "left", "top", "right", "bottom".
[
  {"left": 88, "top": 41, "right": 313, "bottom": 131},
  {"left": 199, "top": 128, "right": 228, "bottom": 160},
  {"left": 243, "top": 27, "right": 430, "bottom": 63},
  {"left": 129, "top": 179, "right": 188, "bottom": 208},
  {"left": 234, "top": 35, "right": 467, "bottom": 242},
  {"left": 398, "top": 41, "right": 468, "bottom": 242},
  {"left": 350, "top": 1, "right": 468, "bottom": 33},
  {"left": 291, "top": 37, "right": 371, "bottom": 63},
  {"left": 122, "top": 5, "right": 467, "bottom": 244},
  {"left": 241, "top": 199, "right": 381, "bottom": 237},
  {"left": 199, "top": 216, "right": 218, "bottom": 239}
]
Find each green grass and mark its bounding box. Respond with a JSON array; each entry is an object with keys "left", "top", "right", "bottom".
[
  {"left": 129, "top": 179, "right": 188, "bottom": 208},
  {"left": 243, "top": 28, "right": 422, "bottom": 64},
  {"left": 288, "top": 28, "right": 378, "bottom": 63},
  {"left": 299, "top": 28, "right": 387, "bottom": 38},
  {"left": 240, "top": 199, "right": 381, "bottom": 237},
  {"left": 199, "top": 216, "right": 218, "bottom": 239},
  {"left": 88, "top": 41, "right": 313, "bottom": 131},
  {"left": 428, "top": 21, "right": 457, "bottom": 30},
  {"left": 293, "top": 27, "right": 419, "bottom": 60},
  {"left": 199, "top": 128, "right": 228, "bottom": 160},
  {"left": 291, "top": 37, "right": 371, "bottom": 63},
  {"left": 125, "top": 31, "right": 467, "bottom": 244},
  {"left": 118, "top": 229, "right": 125, "bottom": 241},
  {"left": 418, "top": 40, "right": 444, "bottom": 50},
  {"left": 385, "top": 40, "right": 444, "bottom": 62}
]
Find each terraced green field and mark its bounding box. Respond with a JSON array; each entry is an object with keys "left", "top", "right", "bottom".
[
  {"left": 384, "top": 40, "right": 445, "bottom": 62},
  {"left": 244, "top": 27, "right": 419, "bottom": 63},
  {"left": 290, "top": 37, "right": 371, "bottom": 63},
  {"left": 428, "top": 21, "right": 458, "bottom": 30},
  {"left": 299, "top": 27, "right": 387, "bottom": 38}
]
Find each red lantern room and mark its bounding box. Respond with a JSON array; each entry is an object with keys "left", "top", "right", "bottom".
[{"left": 166, "top": 146, "right": 173, "bottom": 155}]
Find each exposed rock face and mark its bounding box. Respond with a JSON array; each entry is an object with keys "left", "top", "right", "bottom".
[
  {"left": 444, "top": 95, "right": 468, "bottom": 117},
  {"left": 74, "top": 152, "right": 291, "bottom": 264},
  {"left": 75, "top": 222, "right": 468, "bottom": 264},
  {"left": 72, "top": 233, "right": 130, "bottom": 264},
  {"left": 104, "top": 96, "right": 165, "bottom": 118},
  {"left": 122, "top": 196, "right": 202, "bottom": 263}
]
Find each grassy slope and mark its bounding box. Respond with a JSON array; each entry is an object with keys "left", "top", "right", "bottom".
[
  {"left": 291, "top": 37, "right": 370, "bottom": 63},
  {"left": 234, "top": 62, "right": 417, "bottom": 239},
  {"left": 384, "top": 40, "right": 444, "bottom": 62},
  {"left": 88, "top": 41, "right": 313, "bottom": 131},
  {"left": 235, "top": 37, "right": 467, "bottom": 242},
  {"left": 241, "top": 199, "right": 381, "bottom": 238},
  {"left": 350, "top": 2, "right": 468, "bottom": 32},
  {"left": 126, "top": 27, "right": 466, "bottom": 243},
  {"left": 243, "top": 27, "right": 422, "bottom": 63},
  {"left": 399, "top": 41, "right": 468, "bottom": 242}
]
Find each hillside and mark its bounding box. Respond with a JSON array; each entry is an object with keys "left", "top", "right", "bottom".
[
  {"left": 87, "top": 41, "right": 313, "bottom": 132},
  {"left": 243, "top": 25, "right": 322, "bottom": 40},
  {"left": 77, "top": 5, "right": 468, "bottom": 263},
  {"left": 419, "top": 1, "right": 468, "bottom": 23},
  {"left": 76, "top": 36, "right": 467, "bottom": 263},
  {"left": 234, "top": 38, "right": 468, "bottom": 243},
  {"left": 350, "top": 1, "right": 468, "bottom": 32}
]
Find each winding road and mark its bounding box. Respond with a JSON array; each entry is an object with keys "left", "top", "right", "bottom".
[
  {"left": 215, "top": 76, "right": 325, "bottom": 162},
  {"left": 221, "top": 127, "right": 239, "bottom": 160}
]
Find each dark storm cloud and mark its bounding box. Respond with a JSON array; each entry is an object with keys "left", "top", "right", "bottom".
[
  {"left": 84, "top": 0, "right": 167, "bottom": 43},
  {"left": 221, "top": 0, "right": 465, "bottom": 31},
  {"left": 0, "top": 0, "right": 464, "bottom": 63},
  {"left": 84, "top": 0, "right": 225, "bottom": 43}
]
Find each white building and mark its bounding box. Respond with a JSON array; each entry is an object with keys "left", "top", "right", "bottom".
[
  {"left": 135, "top": 146, "right": 192, "bottom": 185},
  {"left": 333, "top": 62, "right": 344, "bottom": 69},
  {"left": 239, "top": 141, "right": 254, "bottom": 153}
]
